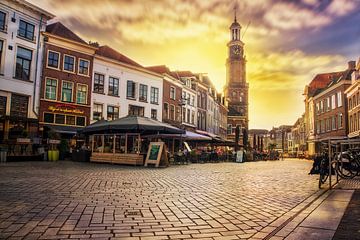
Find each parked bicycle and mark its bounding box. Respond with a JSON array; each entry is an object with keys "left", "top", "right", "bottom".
[{"left": 333, "top": 149, "right": 360, "bottom": 179}]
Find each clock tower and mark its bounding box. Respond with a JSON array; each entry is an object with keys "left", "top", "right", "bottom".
[{"left": 224, "top": 11, "right": 249, "bottom": 142}]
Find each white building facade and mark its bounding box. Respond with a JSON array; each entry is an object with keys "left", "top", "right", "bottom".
[
  {"left": 180, "top": 76, "right": 197, "bottom": 131},
  {"left": 91, "top": 46, "right": 163, "bottom": 123},
  {"left": 0, "top": 0, "right": 53, "bottom": 141}
]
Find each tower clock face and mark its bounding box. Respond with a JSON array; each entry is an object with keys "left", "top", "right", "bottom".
[{"left": 232, "top": 45, "right": 241, "bottom": 55}]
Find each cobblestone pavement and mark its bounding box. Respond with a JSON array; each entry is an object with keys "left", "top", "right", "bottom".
[{"left": 0, "top": 159, "right": 319, "bottom": 240}]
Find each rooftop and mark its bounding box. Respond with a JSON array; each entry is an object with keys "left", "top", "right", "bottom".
[
  {"left": 96, "top": 45, "right": 142, "bottom": 68},
  {"left": 46, "top": 22, "right": 87, "bottom": 45}
]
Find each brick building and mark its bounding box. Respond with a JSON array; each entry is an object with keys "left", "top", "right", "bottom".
[
  {"left": 312, "top": 62, "right": 355, "bottom": 146},
  {"left": 39, "top": 22, "right": 97, "bottom": 136},
  {"left": 345, "top": 60, "right": 360, "bottom": 138},
  {"left": 146, "top": 65, "right": 182, "bottom": 128}
]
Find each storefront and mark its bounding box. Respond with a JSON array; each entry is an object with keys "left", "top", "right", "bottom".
[
  {"left": 90, "top": 133, "right": 144, "bottom": 165},
  {"left": 82, "top": 115, "right": 184, "bottom": 166}
]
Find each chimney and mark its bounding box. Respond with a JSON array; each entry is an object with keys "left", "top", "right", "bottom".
[{"left": 348, "top": 61, "right": 356, "bottom": 70}]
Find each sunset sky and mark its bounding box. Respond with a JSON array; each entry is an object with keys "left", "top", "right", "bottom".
[{"left": 29, "top": 0, "right": 360, "bottom": 129}]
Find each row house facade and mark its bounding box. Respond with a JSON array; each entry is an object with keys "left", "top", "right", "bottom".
[
  {"left": 268, "top": 125, "right": 292, "bottom": 152},
  {"left": 312, "top": 63, "right": 354, "bottom": 144},
  {"left": 196, "top": 75, "right": 208, "bottom": 132},
  {"left": 345, "top": 60, "right": 360, "bottom": 138},
  {"left": 0, "top": 0, "right": 230, "bottom": 144},
  {"left": 174, "top": 71, "right": 197, "bottom": 132},
  {"left": 304, "top": 72, "right": 343, "bottom": 157},
  {"left": 91, "top": 46, "right": 163, "bottom": 122},
  {"left": 0, "top": 0, "right": 54, "bottom": 142},
  {"left": 288, "top": 114, "right": 306, "bottom": 156},
  {"left": 146, "top": 65, "right": 183, "bottom": 128},
  {"left": 218, "top": 93, "right": 228, "bottom": 139},
  {"left": 39, "top": 22, "right": 97, "bottom": 135}
]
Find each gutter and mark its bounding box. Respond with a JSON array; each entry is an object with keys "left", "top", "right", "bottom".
[{"left": 32, "top": 14, "right": 43, "bottom": 117}]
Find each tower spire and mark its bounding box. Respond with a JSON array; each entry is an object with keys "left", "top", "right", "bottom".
[{"left": 233, "top": 1, "right": 238, "bottom": 22}]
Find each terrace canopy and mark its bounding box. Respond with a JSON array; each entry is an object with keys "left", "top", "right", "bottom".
[
  {"left": 82, "top": 116, "right": 184, "bottom": 166},
  {"left": 81, "top": 116, "right": 185, "bottom": 135}
]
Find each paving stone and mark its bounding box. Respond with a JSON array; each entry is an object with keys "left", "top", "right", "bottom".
[{"left": 0, "top": 160, "right": 319, "bottom": 240}]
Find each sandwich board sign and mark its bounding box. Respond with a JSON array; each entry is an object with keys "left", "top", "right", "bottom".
[{"left": 144, "top": 142, "right": 169, "bottom": 167}]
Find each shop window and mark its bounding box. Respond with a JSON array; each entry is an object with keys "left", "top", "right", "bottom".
[
  {"left": 66, "top": 115, "right": 75, "bottom": 125},
  {"left": 115, "top": 135, "right": 126, "bottom": 153},
  {"left": 76, "top": 116, "right": 85, "bottom": 126},
  {"left": 15, "top": 47, "right": 32, "bottom": 80},
  {"left": 93, "top": 135, "right": 103, "bottom": 153},
  {"left": 47, "top": 51, "right": 59, "bottom": 69},
  {"left": 44, "top": 113, "right": 54, "bottom": 123},
  {"left": 104, "top": 135, "right": 114, "bottom": 153},
  {"left": 127, "top": 135, "right": 140, "bottom": 154},
  {"left": 55, "top": 114, "right": 65, "bottom": 124},
  {"left": 128, "top": 105, "right": 144, "bottom": 117},
  {"left": 63, "top": 55, "right": 75, "bottom": 72},
  {"left": 10, "top": 94, "right": 28, "bottom": 118}
]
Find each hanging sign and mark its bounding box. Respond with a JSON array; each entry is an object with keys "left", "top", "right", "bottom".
[{"left": 48, "top": 104, "right": 84, "bottom": 114}]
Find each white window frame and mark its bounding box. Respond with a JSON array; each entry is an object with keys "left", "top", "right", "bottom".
[
  {"left": 93, "top": 103, "right": 103, "bottom": 121},
  {"left": 337, "top": 92, "right": 342, "bottom": 107},
  {"left": 63, "top": 54, "right": 76, "bottom": 73},
  {"left": 61, "top": 80, "right": 73, "bottom": 102},
  {"left": 46, "top": 50, "right": 60, "bottom": 70},
  {"left": 78, "top": 58, "right": 90, "bottom": 76},
  {"left": 170, "top": 86, "right": 176, "bottom": 100},
  {"left": 44, "top": 77, "right": 58, "bottom": 101},
  {"left": 76, "top": 83, "right": 88, "bottom": 104}
]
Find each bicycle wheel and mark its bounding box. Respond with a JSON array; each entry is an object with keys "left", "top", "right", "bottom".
[
  {"left": 319, "top": 159, "right": 329, "bottom": 188},
  {"left": 335, "top": 157, "right": 357, "bottom": 179}
]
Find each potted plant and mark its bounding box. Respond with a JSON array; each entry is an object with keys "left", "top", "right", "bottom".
[{"left": 48, "top": 131, "right": 60, "bottom": 161}]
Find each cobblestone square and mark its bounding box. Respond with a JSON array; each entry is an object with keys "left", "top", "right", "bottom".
[{"left": 0, "top": 159, "right": 319, "bottom": 239}]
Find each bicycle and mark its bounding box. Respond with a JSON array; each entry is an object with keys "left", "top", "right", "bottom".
[
  {"left": 318, "top": 153, "right": 329, "bottom": 188},
  {"left": 333, "top": 150, "right": 360, "bottom": 179}
]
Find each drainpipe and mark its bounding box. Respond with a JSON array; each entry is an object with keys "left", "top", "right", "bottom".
[{"left": 32, "top": 15, "right": 43, "bottom": 117}]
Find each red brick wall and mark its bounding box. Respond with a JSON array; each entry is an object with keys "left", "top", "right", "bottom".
[
  {"left": 314, "top": 83, "right": 350, "bottom": 139},
  {"left": 162, "top": 79, "right": 182, "bottom": 125},
  {"left": 39, "top": 43, "right": 94, "bottom": 126}
]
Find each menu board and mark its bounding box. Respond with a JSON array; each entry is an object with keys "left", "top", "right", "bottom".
[
  {"left": 149, "top": 144, "right": 160, "bottom": 160},
  {"left": 145, "top": 142, "right": 168, "bottom": 167}
]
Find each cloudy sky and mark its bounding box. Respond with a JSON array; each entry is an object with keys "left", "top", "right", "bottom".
[{"left": 29, "top": 0, "right": 360, "bottom": 129}]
